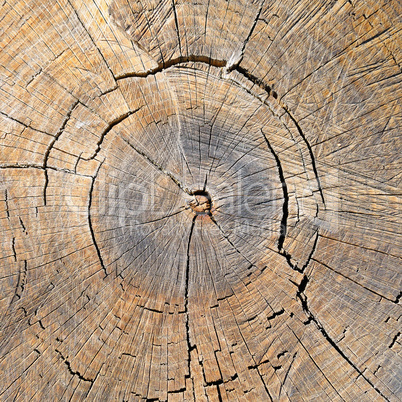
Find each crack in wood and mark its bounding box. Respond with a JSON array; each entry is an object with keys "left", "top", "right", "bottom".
[
  {"left": 293, "top": 275, "right": 391, "bottom": 400},
  {"left": 225, "top": 2, "right": 264, "bottom": 73},
  {"left": 278, "top": 351, "right": 297, "bottom": 399},
  {"left": 0, "top": 163, "right": 92, "bottom": 177},
  {"left": 11, "top": 237, "right": 17, "bottom": 262},
  {"left": 66, "top": 0, "right": 117, "bottom": 82},
  {"left": 171, "top": 0, "right": 182, "bottom": 56},
  {"left": 4, "top": 189, "right": 10, "bottom": 220},
  {"left": 83, "top": 107, "right": 143, "bottom": 162},
  {"left": 123, "top": 138, "right": 192, "bottom": 195},
  {"left": 88, "top": 160, "right": 108, "bottom": 278},
  {"left": 0, "top": 110, "right": 51, "bottom": 135},
  {"left": 183, "top": 216, "right": 196, "bottom": 392},
  {"left": 312, "top": 256, "right": 399, "bottom": 303},
  {"left": 260, "top": 130, "right": 288, "bottom": 252},
  {"left": 115, "top": 55, "right": 227, "bottom": 80},
  {"left": 11, "top": 260, "right": 27, "bottom": 304},
  {"left": 1, "top": 5, "right": 399, "bottom": 398},
  {"left": 43, "top": 99, "right": 80, "bottom": 205},
  {"left": 283, "top": 108, "right": 325, "bottom": 205},
  {"left": 389, "top": 332, "right": 400, "bottom": 349},
  {"left": 55, "top": 349, "right": 94, "bottom": 383},
  {"left": 18, "top": 217, "right": 26, "bottom": 233}
]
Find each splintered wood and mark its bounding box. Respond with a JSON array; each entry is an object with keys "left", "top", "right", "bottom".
[{"left": 0, "top": 0, "right": 401, "bottom": 400}]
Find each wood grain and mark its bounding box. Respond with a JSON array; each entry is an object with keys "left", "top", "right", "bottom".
[{"left": 0, "top": 0, "right": 401, "bottom": 400}]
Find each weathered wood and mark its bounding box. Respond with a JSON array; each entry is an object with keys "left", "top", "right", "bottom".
[{"left": 0, "top": 0, "right": 401, "bottom": 400}]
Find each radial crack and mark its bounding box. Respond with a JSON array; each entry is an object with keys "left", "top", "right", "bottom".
[
  {"left": 11, "top": 260, "right": 27, "bottom": 303},
  {"left": 184, "top": 216, "right": 196, "bottom": 388},
  {"left": 171, "top": 0, "right": 182, "bottom": 55},
  {"left": 43, "top": 99, "right": 80, "bottom": 205},
  {"left": 226, "top": 2, "right": 264, "bottom": 72},
  {"left": 123, "top": 138, "right": 192, "bottom": 195},
  {"left": 4, "top": 189, "right": 10, "bottom": 220},
  {"left": 293, "top": 276, "right": 390, "bottom": 400},
  {"left": 88, "top": 161, "right": 108, "bottom": 278},
  {"left": 283, "top": 109, "right": 325, "bottom": 205},
  {"left": 260, "top": 130, "right": 289, "bottom": 252}
]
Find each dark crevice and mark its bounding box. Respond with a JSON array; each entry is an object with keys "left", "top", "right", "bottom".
[
  {"left": 260, "top": 130, "right": 288, "bottom": 252},
  {"left": 167, "top": 387, "right": 186, "bottom": 394},
  {"left": 12, "top": 260, "right": 27, "bottom": 303},
  {"left": 298, "top": 275, "right": 309, "bottom": 294},
  {"left": 234, "top": 65, "right": 272, "bottom": 95},
  {"left": 373, "top": 365, "right": 381, "bottom": 376},
  {"left": 277, "top": 350, "right": 288, "bottom": 359},
  {"left": 43, "top": 99, "right": 80, "bottom": 205},
  {"left": 216, "top": 382, "right": 223, "bottom": 402},
  {"left": 43, "top": 170, "right": 49, "bottom": 206},
  {"left": 55, "top": 350, "right": 94, "bottom": 383},
  {"left": 184, "top": 216, "right": 196, "bottom": 390},
  {"left": 19, "top": 217, "right": 26, "bottom": 233},
  {"left": 283, "top": 109, "right": 325, "bottom": 205},
  {"left": 248, "top": 360, "right": 268, "bottom": 369},
  {"left": 171, "top": 0, "right": 182, "bottom": 55},
  {"left": 248, "top": 365, "right": 273, "bottom": 401},
  {"left": 11, "top": 238, "right": 17, "bottom": 262},
  {"left": 83, "top": 108, "right": 142, "bottom": 161},
  {"left": 4, "top": 189, "right": 10, "bottom": 219},
  {"left": 294, "top": 275, "right": 390, "bottom": 401},
  {"left": 88, "top": 161, "right": 108, "bottom": 278},
  {"left": 226, "top": 3, "right": 263, "bottom": 72},
  {"left": 120, "top": 352, "right": 136, "bottom": 359},
  {"left": 124, "top": 138, "right": 191, "bottom": 195},
  {"left": 394, "top": 291, "right": 401, "bottom": 304},
  {"left": 300, "top": 230, "right": 319, "bottom": 272},
  {"left": 357, "top": 28, "right": 390, "bottom": 48},
  {"left": 205, "top": 378, "right": 223, "bottom": 387},
  {"left": 0, "top": 110, "right": 51, "bottom": 135},
  {"left": 140, "top": 306, "right": 163, "bottom": 314},
  {"left": 115, "top": 55, "right": 227, "bottom": 80},
  {"left": 389, "top": 332, "right": 400, "bottom": 349},
  {"left": 267, "top": 308, "right": 285, "bottom": 321}
]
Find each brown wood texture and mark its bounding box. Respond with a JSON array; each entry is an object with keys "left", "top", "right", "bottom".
[{"left": 0, "top": 0, "right": 401, "bottom": 400}]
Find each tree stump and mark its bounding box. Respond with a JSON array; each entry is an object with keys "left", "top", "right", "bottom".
[{"left": 0, "top": 0, "right": 401, "bottom": 400}]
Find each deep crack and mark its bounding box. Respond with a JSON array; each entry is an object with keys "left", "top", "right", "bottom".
[
  {"left": 294, "top": 275, "right": 390, "bottom": 400},
  {"left": 43, "top": 99, "right": 80, "bottom": 205},
  {"left": 184, "top": 216, "right": 196, "bottom": 391},
  {"left": 55, "top": 349, "right": 94, "bottom": 383},
  {"left": 260, "top": 130, "right": 288, "bottom": 252},
  {"left": 88, "top": 161, "right": 108, "bottom": 278}
]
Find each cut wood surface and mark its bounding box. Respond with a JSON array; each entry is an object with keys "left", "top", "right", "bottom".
[{"left": 0, "top": 0, "right": 401, "bottom": 400}]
